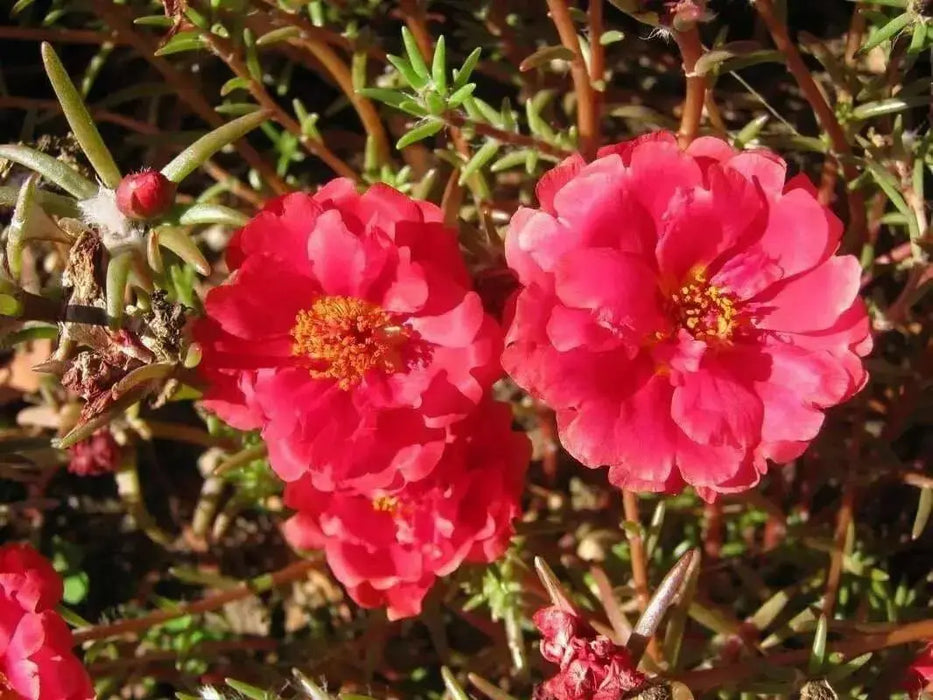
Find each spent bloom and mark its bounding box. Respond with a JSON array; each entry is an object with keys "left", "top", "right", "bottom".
[
  {"left": 533, "top": 605, "right": 645, "bottom": 700},
  {"left": 0, "top": 544, "right": 95, "bottom": 700},
  {"left": 282, "top": 399, "right": 529, "bottom": 620},
  {"left": 503, "top": 132, "right": 871, "bottom": 500},
  {"left": 195, "top": 180, "right": 502, "bottom": 491},
  {"left": 66, "top": 429, "right": 121, "bottom": 476}
]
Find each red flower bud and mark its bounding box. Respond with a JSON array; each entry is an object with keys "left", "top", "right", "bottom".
[{"left": 115, "top": 169, "right": 175, "bottom": 220}]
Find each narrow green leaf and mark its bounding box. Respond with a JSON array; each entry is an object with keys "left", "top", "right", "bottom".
[
  {"left": 864, "top": 160, "right": 919, "bottom": 240},
  {"left": 845, "top": 0, "right": 906, "bottom": 7},
  {"left": 809, "top": 614, "right": 828, "bottom": 675},
  {"left": 10, "top": 0, "right": 37, "bottom": 15},
  {"left": 490, "top": 150, "right": 530, "bottom": 173},
  {"left": 161, "top": 109, "right": 269, "bottom": 183},
  {"left": 256, "top": 25, "right": 300, "bottom": 46},
  {"left": 860, "top": 13, "right": 912, "bottom": 54},
  {"left": 600, "top": 30, "right": 625, "bottom": 45},
  {"left": 735, "top": 115, "right": 769, "bottom": 148},
  {"left": 133, "top": 14, "right": 173, "bottom": 26},
  {"left": 452, "top": 47, "right": 482, "bottom": 90},
  {"left": 0, "top": 145, "right": 96, "bottom": 200},
  {"left": 224, "top": 679, "right": 267, "bottom": 700},
  {"left": 441, "top": 667, "right": 470, "bottom": 700},
  {"left": 0, "top": 295, "right": 24, "bottom": 318},
  {"left": 214, "top": 102, "right": 261, "bottom": 116},
  {"left": 157, "top": 227, "right": 211, "bottom": 275},
  {"left": 448, "top": 83, "right": 476, "bottom": 109},
  {"left": 459, "top": 140, "right": 500, "bottom": 185},
  {"left": 292, "top": 669, "right": 334, "bottom": 700},
  {"left": 356, "top": 87, "right": 409, "bottom": 109},
  {"left": 401, "top": 27, "right": 430, "bottom": 81},
  {"left": 153, "top": 32, "right": 206, "bottom": 56},
  {"left": 852, "top": 95, "right": 931, "bottom": 120},
  {"left": 396, "top": 118, "right": 444, "bottom": 149},
  {"left": 178, "top": 203, "right": 248, "bottom": 227},
  {"left": 431, "top": 35, "right": 447, "bottom": 93},
  {"left": 907, "top": 21, "right": 928, "bottom": 53},
  {"left": 6, "top": 173, "right": 39, "bottom": 277},
  {"left": 220, "top": 76, "right": 250, "bottom": 96},
  {"left": 40, "top": 43, "right": 121, "bottom": 187},
  {"left": 106, "top": 250, "right": 134, "bottom": 328},
  {"left": 912, "top": 488, "right": 933, "bottom": 540},
  {"left": 387, "top": 54, "right": 426, "bottom": 90},
  {"left": 519, "top": 45, "right": 576, "bottom": 72},
  {"left": 0, "top": 325, "right": 59, "bottom": 350}
]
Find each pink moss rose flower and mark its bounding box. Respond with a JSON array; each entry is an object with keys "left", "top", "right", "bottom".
[
  {"left": 533, "top": 605, "right": 645, "bottom": 700},
  {"left": 0, "top": 544, "right": 94, "bottom": 700},
  {"left": 282, "top": 399, "right": 529, "bottom": 619},
  {"left": 503, "top": 132, "right": 871, "bottom": 500},
  {"left": 194, "top": 180, "right": 502, "bottom": 491}
]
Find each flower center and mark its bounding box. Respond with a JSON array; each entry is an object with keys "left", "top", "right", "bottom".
[
  {"left": 372, "top": 495, "right": 400, "bottom": 514},
  {"left": 669, "top": 269, "right": 740, "bottom": 341},
  {"left": 291, "top": 295, "right": 412, "bottom": 389},
  {"left": 0, "top": 672, "right": 18, "bottom": 700}
]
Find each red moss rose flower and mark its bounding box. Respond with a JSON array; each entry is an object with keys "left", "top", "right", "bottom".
[
  {"left": 195, "top": 180, "right": 502, "bottom": 490},
  {"left": 282, "top": 399, "right": 529, "bottom": 619},
  {"left": 0, "top": 544, "right": 94, "bottom": 700},
  {"left": 533, "top": 605, "right": 645, "bottom": 700},
  {"left": 503, "top": 132, "right": 871, "bottom": 500},
  {"left": 905, "top": 644, "right": 933, "bottom": 698}
]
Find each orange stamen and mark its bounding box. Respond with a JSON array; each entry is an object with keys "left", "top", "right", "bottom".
[{"left": 291, "top": 295, "right": 412, "bottom": 389}]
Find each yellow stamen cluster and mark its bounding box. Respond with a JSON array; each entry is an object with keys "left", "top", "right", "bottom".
[
  {"left": 291, "top": 295, "right": 411, "bottom": 390},
  {"left": 670, "top": 269, "right": 740, "bottom": 341},
  {"left": 372, "top": 494, "right": 401, "bottom": 514},
  {"left": 1, "top": 672, "right": 17, "bottom": 700}
]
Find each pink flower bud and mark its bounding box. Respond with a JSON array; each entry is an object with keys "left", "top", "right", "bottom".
[{"left": 115, "top": 169, "right": 175, "bottom": 220}]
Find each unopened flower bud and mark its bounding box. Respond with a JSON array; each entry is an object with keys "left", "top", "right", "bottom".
[{"left": 115, "top": 170, "right": 175, "bottom": 220}]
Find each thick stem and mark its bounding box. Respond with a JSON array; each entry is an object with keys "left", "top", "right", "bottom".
[
  {"left": 587, "top": 0, "right": 605, "bottom": 147},
  {"left": 546, "top": 0, "right": 598, "bottom": 159},
  {"left": 753, "top": 0, "right": 867, "bottom": 243},
  {"left": 822, "top": 485, "right": 856, "bottom": 618},
  {"left": 674, "top": 27, "right": 706, "bottom": 147},
  {"left": 622, "top": 491, "right": 650, "bottom": 612}
]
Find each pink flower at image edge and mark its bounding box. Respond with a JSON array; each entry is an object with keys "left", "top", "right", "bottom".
[
  {"left": 0, "top": 544, "right": 94, "bottom": 700},
  {"left": 503, "top": 131, "right": 871, "bottom": 500}
]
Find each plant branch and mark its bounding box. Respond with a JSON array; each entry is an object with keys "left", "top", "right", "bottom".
[
  {"left": 622, "top": 491, "right": 650, "bottom": 612},
  {"left": 246, "top": 7, "right": 390, "bottom": 165},
  {"left": 753, "top": 0, "right": 867, "bottom": 243},
  {"left": 673, "top": 27, "right": 706, "bottom": 147},
  {"left": 546, "top": 0, "right": 598, "bottom": 159},
  {"left": 72, "top": 558, "right": 319, "bottom": 644},
  {"left": 675, "top": 617, "right": 933, "bottom": 692},
  {"left": 0, "top": 96, "right": 158, "bottom": 136},
  {"left": 445, "top": 111, "right": 571, "bottom": 158},
  {"left": 199, "top": 31, "right": 359, "bottom": 181}
]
